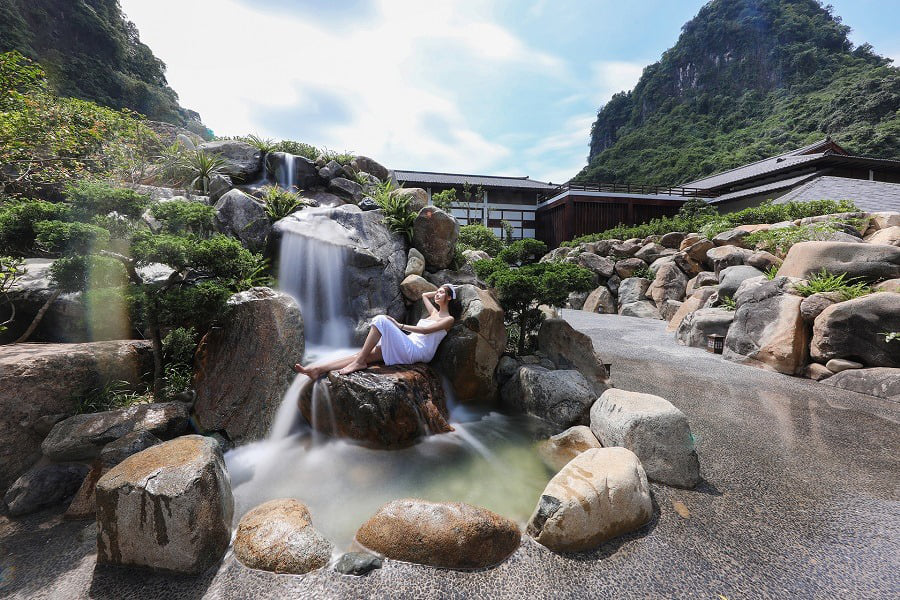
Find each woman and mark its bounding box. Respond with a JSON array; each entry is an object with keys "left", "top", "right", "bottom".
[{"left": 293, "top": 284, "right": 460, "bottom": 378}]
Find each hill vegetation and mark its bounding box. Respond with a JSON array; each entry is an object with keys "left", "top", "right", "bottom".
[
  {"left": 0, "top": 0, "right": 203, "bottom": 131},
  {"left": 576, "top": 0, "right": 900, "bottom": 186}
]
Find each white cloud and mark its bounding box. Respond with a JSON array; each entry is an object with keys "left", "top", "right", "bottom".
[
  {"left": 590, "top": 60, "right": 646, "bottom": 107},
  {"left": 120, "top": 0, "right": 567, "bottom": 173},
  {"left": 519, "top": 115, "right": 595, "bottom": 183}
]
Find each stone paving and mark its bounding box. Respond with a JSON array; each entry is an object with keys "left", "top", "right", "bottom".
[{"left": 1, "top": 312, "right": 898, "bottom": 599}]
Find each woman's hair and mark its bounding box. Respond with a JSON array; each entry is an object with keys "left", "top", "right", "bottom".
[{"left": 440, "top": 284, "right": 463, "bottom": 319}]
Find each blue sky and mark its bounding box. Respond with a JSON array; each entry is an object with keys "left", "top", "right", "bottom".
[{"left": 121, "top": 0, "right": 900, "bottom": 184}]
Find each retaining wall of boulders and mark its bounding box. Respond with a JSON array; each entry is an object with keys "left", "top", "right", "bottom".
[{"left": 554, "top": 210, "right": 900, "bottom": 401}]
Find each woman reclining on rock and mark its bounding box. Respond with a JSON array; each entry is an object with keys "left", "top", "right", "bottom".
[{"left": 293, "top": 284, "right": 461, "bottom": 378}]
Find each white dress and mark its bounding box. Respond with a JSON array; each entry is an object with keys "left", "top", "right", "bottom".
[{"left": 371, "top": 315, "right": 448, "bottom": 365}]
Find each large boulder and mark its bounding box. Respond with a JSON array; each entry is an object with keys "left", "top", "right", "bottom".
[
  {"left": 646, "top": 262, "right": 688, "bottom": 304},
  {"left": 865, "top": 226, "right": 900, "bottom": 246},
  {"left": 328, "top": 177, "right": 365, "bottom": 203},
  {"left": 265, "top": 152, "right": 320, "bottom": 190},
  {"left": 717, "top": 266, "right": 765, "bottom": 298},
  {"left": 234, "top": 499, "right": 333, "bottom": 574},
  {"left": 526, "top": 448, "right": 652, "bottom": 552},
  {"left": 350, "top": 156, "right": 390, "bottom": 181},
  {"left": 412, "top": 207, "right": 459, "bottom": 270},
  {"left": 275, "top": 206, "right": 407, "bottom": 341},
  {"left": 810, "top": 293, "right": 900, "bottom": 368},
  {"left": 578, "top": 253, "right": 615, "bottom": 279},
  {"left": 537, "top": 425, "right": 602, "bottom": 472},
  {"left": 777, "top": 241, "right": 900, "bottom": 281},
  {"left": 537, "top": 318, "right": 610, "bottom": 395},
  {"left": 41, "top": 402, "right": 189, "bottom": 462},
  {"left": 298, "top": 364, "right": 453, "bottom": 449},
  {"left": 619, "top": 301, "right": 661, "bottom": 319},
  {"left": 635, "top": 242, "right": 666, "bottom": 263},
  {"left": 0, "top": 340, "right": 151, "bottom": 493},
  {"left": 198, "top": 140, "right": 262, "bottom": 182},
  {"left": 707, "top": 245, "right": 752, "bottom": 275},
  {"left": 666, "top": 287, "right": 718, "bottom": 333},
  {"left": 799, "top": 291, "right": 843, "bottom": 322},
  {"left": 389, "top": 188, "right": 428, "bottom": 213},
  {"left": 617, "top": 277, "right": 651, "bottom": 305},
  {"left": 355, "top": 499, "right": 520, "bottom": 569},
  {"left": 821, "top": 367, "right": 900, "bottom": 401},
  {"left": 405, "top": 248, "right": 426, "bottom": 276},
  {"left": 675, "top": 308, "right": 735, "bottom": 349},
  {"left": 723, "top": 279, "right": 809, "bottom": 374},
  {"left": 431, "top": 285, "right": 506, "bottom": 404},
  {"left": 193, "top": 288, "right": 304, "bottom": 444},
  {"left": 500, "top": 366, "right": 595, "bottom": 431},
  {"left": 400, "top": 274, "right": 436, "bottom": 301},
  {"left": 614, "top": 258, "right": 646, "bottom": 279},
  {"left": 214, "top": 189, "right": 270, "bottom": 251},
  {"left": 4, "top": 463, "right": 90, "bottom": 517},
  {"left": 590, "top": 389, "right": 701, "bottom": 488},
  {"left": 582, "top": 285, "right": 616, "bottom": 314},
  {"left": 95, "top": 435, "right": 233, "bottom": 575}
]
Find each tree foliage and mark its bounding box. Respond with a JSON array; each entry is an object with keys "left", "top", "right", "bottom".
[
  {"left": 457, "top": 224, "right": 503, "bottom": 256},
  {"left": 577, "top": 0, "right": 900, "bottom": 186}
]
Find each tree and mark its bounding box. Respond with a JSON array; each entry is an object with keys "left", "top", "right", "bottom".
[
  {"left": 0, "top": 256, "right": 25, "bottom": 333},
  {"left": 474, "top": 239, "right": 593, "bottom": 355},
  {"left": 432, "top": 188, "right": 457, "bottom": 212}
]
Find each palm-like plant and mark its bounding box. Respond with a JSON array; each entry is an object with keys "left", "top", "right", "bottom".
[
  {"left": 183, "top": 150, "right": 228, "bottom": 194},
  {"left": 260, "top": 186, "right": 307, "bottom": 222},
  {"left": 244, "top": 134, "right": 277, "bottom": 154}
]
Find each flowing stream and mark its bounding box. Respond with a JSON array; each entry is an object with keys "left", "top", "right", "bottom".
[{"left": 225, "top": 188, "right": 552, "bottom": 550}]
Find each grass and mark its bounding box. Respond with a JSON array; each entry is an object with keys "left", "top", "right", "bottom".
[
  {"left": 632, "top": 264, "right": 656, "bottom": 281},
  {"left": 764, "top": 265, "right": 780, "bottom": 280},
  {"left": 260, "top": 186, "right": 307, "bottom": 222},
  {"left": 373, "top": 181, "right": 415, "bottom": 241},
  {"left": 719, "top": 295, "right": 737, "bottom": 311},
  {"left": 743, "top": 222, "right": 844, "bottom": 257},
  {"left": 75, "top": 380, "right": 150, "bottom": 414},
  {"left": 792, "top": 269, "right": 872, "bottom": 301}
]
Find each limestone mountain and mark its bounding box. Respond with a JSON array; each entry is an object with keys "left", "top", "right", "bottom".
[
  {"left": 0, "top": 0, "right": 205, "bottom": 132},
  {"left": 576, "top": 0, "right": 900, "bottom": 186}
]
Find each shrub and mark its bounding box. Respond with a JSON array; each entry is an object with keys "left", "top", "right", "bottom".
[
  {"left": 720, "top": 295, "right": 737, "bottom": 311},
  {"left": 498, "top": 238, "right": 547, "bottom": 266},
  {"left": 564, "top": 199, "right": 859, "bottom": 246},
  {"left": 49, "top": 255, "right": 128, "bottom": 293},
  {"left": 474, "top": 257, "right": 594, "bottom": 355},
  {"left": 320, "top": 147, "right": 355, "bottom": 165},
  {"left": 259, "top": 186, "right": 306, "bottom": 222},
  {"left": 0, "top": 199, "right": 71, "bottom": 254},
  {"left": 0, "top": 255, "right": 26, "bottom": 332},
  {"left": 243, "top": 135, "right": 277, "bottom": 153},
  {"left": 163, "top": 327, "right": 198, "bottom": 366},
  {"left": 150, "top": 200, "right": 216, "bottom": 235},
  {"left": 458, "top": 224, "right": 503, "bottom": 256},
  {"left": 34, "top": 220, "right": 110, "bottom": 254},
  {"left": 432, "top": 188, "right": 457, "bottom": 212},
  {"left": 182, "top": 149, "right": 228, "bottom": 192},
  {"left": 65, "top": 180, "right": 149, "bottom": 219},
  {"left": 744, "top": 222, "right": 841, "bottom": 257},
  {"left": 152, "top": 280, "right": 235, "bottom": 332},
  {"left": 373, "top": 182, "right": 415, "bottom": 242},
  {"left": 131, "top": 232, "right": 264, "bottom": 284},
  {"left": 792, "top": 269, "right": 872, "bottom": 300},
  {"left": 271, "top": 140, "right": 319, "bottom": 161}
]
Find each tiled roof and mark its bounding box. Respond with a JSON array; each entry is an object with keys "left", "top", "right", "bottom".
[
  {"left": 684, "top": 138, "right": 839, "bottom": 190},
  {"left": 773, "top": 176, "right": 900, "bottom": 213},
  {"left": 394, "top": 170, "right": 556, "bottom": 190},
  {"left": 708, "top": 173, "right": 820, "bottom": 204}
]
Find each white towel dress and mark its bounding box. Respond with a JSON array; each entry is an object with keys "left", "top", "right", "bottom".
[{"left": 371, "top": 315, "right": 447, "bottom": 365}]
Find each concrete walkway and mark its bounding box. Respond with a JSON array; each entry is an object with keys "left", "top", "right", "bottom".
[{"left": 2, "top": 312, "right": 898, "bottom": 599}]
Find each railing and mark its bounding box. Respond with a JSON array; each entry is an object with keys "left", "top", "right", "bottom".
[{"left": 538, "top": 181, "right": 719, "bottom": 203}]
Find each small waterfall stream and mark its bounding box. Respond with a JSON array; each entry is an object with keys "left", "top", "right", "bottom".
[{"left": 225, "top": 203, "right": 552, "bottom": 551}]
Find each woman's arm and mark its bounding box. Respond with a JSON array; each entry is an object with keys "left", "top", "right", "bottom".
[
  {"left": 402, "top": 316, "right": 453, "bottom": 334},
  {"left": 421, "top": 291, "right": 439, "bottom": 316}
]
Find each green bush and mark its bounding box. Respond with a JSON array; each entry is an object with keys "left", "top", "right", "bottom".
[
  {"left": 163, "top": 327, "right": 198, "bottom": 366},
  {"left": 150, "top": 200, "right": 216, "bottom": 235},
  {"left": 498, "top": 238, "right": 547, "bottom": 265},
  {"left": 49, "top": 254, "right": 128, "bottom": 293},
  {"left": 458, "top": 224, "right": 503, "bottom": 256},
  {"left": 65, "top": 180, "right": 149, "bottom": 219},
  {"left": 432, "top": 188, "right": 457, "bottom": 212},
  {"left": 153, "top": 280, "right": 234, "bottom": 332},
  {"left": 0, "top": 255, "right": 26, "bottom": 332},
  {"left": 259, "top": 186, "right": 306, "bottom": 222},
  {"left": 474, "top": 257, "right": 594, "bottom": 355},
  {"left": 744, "top": 222, "right": 840, "bottom": 257},
  {"left": 564, "top": 199, "right": 859, "bottom": 246},
  {"left": 793, "top": 269, "right": 872, "bottom": 300},
  {"left": 272, "top": 140, "right": 319, "bottom": 161},
  {"left": 632, "top": 264, "right": 655, "bottom": 281},
  {"left": 131, "top": 232, "right": 264, "bottom": 284},
  {"left": 34, "top": 220, "right": 110, "bottom": 254},
  {"left": 373, "top": 182, "right": 415, "bottom": 241},
  {"left": 0, "top": 199, "right": 71, "bottom": 253}
]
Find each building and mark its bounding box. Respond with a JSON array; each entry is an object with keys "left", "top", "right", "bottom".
[
  {"left": 685, "top": 138, "right": 900, "bottom": 212},
  {"left": 394, "top": 170, "right": 556, "bottom": 240}
]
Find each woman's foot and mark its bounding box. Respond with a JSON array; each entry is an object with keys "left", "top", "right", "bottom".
[
  {"left": 293, "top": 364, "right": 326, "bottom": 379},
  {"left": 292, "top": 363, "right": 308, "bottom": 375},
  {"left": 338, "top": 359, "right": 367, "bottom": 375}
]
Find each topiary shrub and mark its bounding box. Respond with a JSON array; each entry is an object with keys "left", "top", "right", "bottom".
[
  {"left": 0, "top": 199, "right": 71, "bottom": 254},
  {"left": 65, "top": 180, "right": 150, "bottom": 219},
  {"left": 33, "top": 220, "right": 110, "bottom": 254},
  {"left": 458, "top": 224, "right": 503, "bottom": 256},
  {"left": 150, "top": 200, "right": 216, "bottom": 236}
]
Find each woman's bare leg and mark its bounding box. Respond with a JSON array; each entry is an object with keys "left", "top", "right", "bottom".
[
  {"left": 338, "top": 326, "right": 383, "bottom": 374},
  {"left": 294, "top": 327, "right": 384, "bottom": 378}
]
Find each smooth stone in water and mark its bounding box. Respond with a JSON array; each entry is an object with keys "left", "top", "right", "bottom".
[
  {"left": 527, "top": 447, "right": 652, "bottom": 553},
  {"left": 824, "top": 358, "right": 864, "bottom": 373},
  {"left": 234, "top": 498, "right": 333, "bottom": 574},
  {"left": 500, "top": 366, "right": 596, "bottom": 431},
  {"left": 537, "top": 425, "right": 602, "bottom": 471},
  {"left": 335, "top": 552, "right": 383, "bottom": 576},
  {"left": 355, "top": 499, "right": 520, "bottom": 569}
]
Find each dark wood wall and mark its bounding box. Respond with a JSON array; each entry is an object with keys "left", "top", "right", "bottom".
[{"left": 536, "top": 193, "right": 685, "bottom": 248}]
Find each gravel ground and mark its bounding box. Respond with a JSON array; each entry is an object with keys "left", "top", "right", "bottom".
[{"left": 1, "top": 311, "right": 898, "bottom": 599}]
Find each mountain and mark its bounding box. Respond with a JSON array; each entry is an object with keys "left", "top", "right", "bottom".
[
  {"left": 0, "top": 0, "right": 205, "bottom": 132},
  {"left": 576, "top": 0, "right": 900, "bottom": 186}
]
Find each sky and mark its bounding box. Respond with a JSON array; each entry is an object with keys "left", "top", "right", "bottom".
[{"left": 120, "top": 0, "right": 900, "bottom": 184}]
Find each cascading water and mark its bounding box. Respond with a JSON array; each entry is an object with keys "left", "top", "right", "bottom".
[
  {"left": 274, "top": 152, "right": 296, "bottom": 191},
  {"left": 225, "top": 211, "right": 554, "bottom": 551}
]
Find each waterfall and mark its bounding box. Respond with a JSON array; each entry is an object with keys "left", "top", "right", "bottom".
[
  {"left": 274, "top": 152, "right": 296, "bottom": 191},
  {"left": 277, "top": 213, "right": 353, "bottom": 348}
]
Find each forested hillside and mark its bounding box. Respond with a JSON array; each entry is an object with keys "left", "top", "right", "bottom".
[
  {"left": 0, "top": 0, "right": 204, "bottom": 131},
  {"left": 576, "top": 0, "right": 900, "bottom": 185}
]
